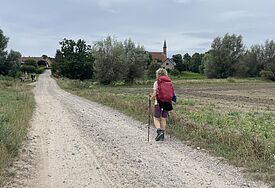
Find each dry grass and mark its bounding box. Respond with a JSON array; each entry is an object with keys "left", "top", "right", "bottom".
[{"left": 0, "top": 77, "right": 34, "bottom": 186}]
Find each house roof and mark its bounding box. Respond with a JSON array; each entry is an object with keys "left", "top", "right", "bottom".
[
  {"left": 162, "top": 58, "right": 176, "bottom": 66},
  {"left": 21, "top": 57, "right": 43, "bottom": 62},
  {"left": 21, "top": 56, "right": 54, "bottom": 65},
  {"left": 166, "top": 58, "right": 176, "bottom": 66},
  {"left": 149, "top": 52, "right": 167, "bottom": 62}
]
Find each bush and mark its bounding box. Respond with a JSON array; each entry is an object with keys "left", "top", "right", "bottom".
[
  {"left": 24, "top": 59, "right": 37, "bottom": 67},
  {"left": 36, "top": 66, "right": 46, "bottom": 74},
  {"left": 260, "top": 70, "right": 274, "bottom": 80},
  {"left": 20, "top": 65, "right": 36, "bottom": 73},
  {"left": 170, "top": 69, "right": 180, "bottom": 76}
]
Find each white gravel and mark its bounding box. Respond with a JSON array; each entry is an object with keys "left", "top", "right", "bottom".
[{"left": 4, "top": 70, "right": 270, "bottom": 188}]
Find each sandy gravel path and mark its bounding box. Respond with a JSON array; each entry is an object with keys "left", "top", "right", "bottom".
[{"left": 5, "top": 70, "right": 269, "bottom": 188}]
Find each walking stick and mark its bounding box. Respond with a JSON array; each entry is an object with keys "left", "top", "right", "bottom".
[
  {"left": 148, "top": 95, "right": 151, "bottom": 142},
  {"left": 167, "top": 112, "right": 172, "bottom": 139}
]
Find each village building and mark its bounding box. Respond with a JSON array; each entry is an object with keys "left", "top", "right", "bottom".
[
  {"left": 149, "top": 40, "right": 176, "bottom": 70},
  {"left": 21, "top": 55, "right": 54, "bottom": 67}
]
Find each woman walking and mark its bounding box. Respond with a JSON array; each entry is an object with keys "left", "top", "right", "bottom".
[{"left": 150, "top": 68, "right": 174, "bottom": 141}]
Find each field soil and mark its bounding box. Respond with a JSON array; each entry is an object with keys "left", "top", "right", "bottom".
[
  {"left": 177, "top": 82, "right": 275, "bottom": 114},
  {"left": 5, "top": 70, "right": 270, "bottom": 188}
]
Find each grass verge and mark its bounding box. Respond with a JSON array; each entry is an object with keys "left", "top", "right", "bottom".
[
  {"left": 58, "top": 78, "right": 275, "bottom": 187},
  {"left": 0, "top": 76, "right": 35, "bottom": 186}
]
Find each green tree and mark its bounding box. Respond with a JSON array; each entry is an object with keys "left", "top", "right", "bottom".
[
  {"left": 261, "top": 40, "right": 275, "bottom": 75},
  {"left": 6, "top": 50, "right": 21, "bottom": 76},
  {"left": 147, "top": 60, "right": 161, "bottom": 79},
  {"left": 183, "top": 53, "right": 191, "bottom": 71},
  {"left": 52, "top": 50, "right": 62, "bottom": 75},
  {"left": 54, "top": 38, "right": 94, "bottom": 80},
  {"left": 205, "top": 33, "right": 244, "bottom": 78},
  {"left": 235, "top": 40, "right": 275, "bottom": 79},
  {"left": 200, "top": 52, "right": 211, "bottom": 75},
  {"left": 1, "top": 50, "right": 22, "bottom": 76},
  {"left": 93, "top": 36, "right": 149, "bottom": 84},
  {"left": 93, "top": 36, "right": 126, "bottom": 84},
  {"left": 172, "top": 54, "right": 184, "bottom": 73},
  {"left": 0, "top": 29, "right": 22, "bottom": 77},
  {"left": 147, "top": 52, "right": 153, "bottom": 68},
  {"left": 235, "top": 50, "right": 258, "bottom": 77},
  {"left": 203, "top": 52, "right": 217, "bottom": 78},
  {"left": 250, "top": 40, "right": 275, "bottom": 80},
  {"left": 0, "top": 29, "right": 8, "bottom": 59},
  {"left": 123, "top": 39, "right": 149, "bottom": 83},
  {"left": 0, "top": 29, "right": 9, "bottom": 75},
  {"left": 190, "top": 53, "right": 203, "bottom": 73}
]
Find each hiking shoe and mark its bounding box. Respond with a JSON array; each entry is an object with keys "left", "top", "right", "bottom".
[
  {"left": 160, "top": 130, "right": 165, "bottom": 141},
  {"left": 155, "top": 129, "right": 164, "bottom": 141}
]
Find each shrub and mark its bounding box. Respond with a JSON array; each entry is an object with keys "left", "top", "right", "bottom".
[
  {"left": 20, "top": 65, "right": 36, "bottom": 73},
  {"left": 260, "top": 70, "right": 274, "bottom": 80},
  {"left": 24, "top": 59, "right": 37, "bottom": 67},
  {"left": 170, "top": 69, "right": 180, "bottom": 76},
  {"left": 36, "top": 66, "right": 46, "bottom": 74}
]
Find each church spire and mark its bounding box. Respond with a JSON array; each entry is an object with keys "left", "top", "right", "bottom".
[{"left": 163, "top": 40, "right": 167, "bottom": 57}]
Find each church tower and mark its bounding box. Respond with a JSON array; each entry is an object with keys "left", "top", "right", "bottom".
[{"left": 163, "top": 40, "right": 167, "bottom": 57}]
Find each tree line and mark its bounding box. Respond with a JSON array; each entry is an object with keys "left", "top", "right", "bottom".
[
  {"left": 172, "top": 34, "right": 275, "bottom": 80},
  {"left": 1, "top": 27, "right": 275, "bottom": 82},
  {"left": 52, "top": 36, "right": 151, "bottom": 84},
  {"left": 0, "top": 29, "right": 48, "bottom": 77},
  {"left": 0, "top": 29, "right": 22, "bottom": 77},
  {"left": 50, "top": 34, "right": 275, "bottom": 82}
]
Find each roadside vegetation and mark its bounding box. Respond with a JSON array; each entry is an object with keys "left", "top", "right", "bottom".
[
  {"left": 0, "top": 28, "right": 47, "bottom": 186},
  {"left": 58, "top": 77, "right": 275, "bottom": 186},
  {"left": 0, "top": 28, "right": 36, "bottom": 186},
  {"left": 0, "top": 77, "right": 34, "bottom": 186},
  {"left": 1, "top": 25, "right": 275, "bottom": 186}
]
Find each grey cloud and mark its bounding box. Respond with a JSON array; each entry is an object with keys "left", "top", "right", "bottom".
[
  {"left": 181, "top": 32, "right": 216, "bottom": 40},
  {"left": 1, "top": 0, "right": 275, "bottom": 57},
  {"left": 173, "top": 0, "right": 192, "bottom": 4}
]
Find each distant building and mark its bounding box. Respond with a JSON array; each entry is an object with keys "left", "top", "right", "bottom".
[
  {"left": 21, "top": 55, "right": 54, "bottom": 67},
  {"left": 161, "top": 58, "right": 176, "bottom": 70},
  {"left": 149, "top": 40, "right": 176, "bottom": 70}
]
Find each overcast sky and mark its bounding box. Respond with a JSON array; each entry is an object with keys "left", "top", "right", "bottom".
[{"left": 1, "top": 0, "right": 275, "bottom": 57}]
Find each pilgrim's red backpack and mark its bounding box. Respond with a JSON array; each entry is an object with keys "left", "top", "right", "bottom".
[{"left": 157, "top": 75, "right": 174, "bottom": 102}]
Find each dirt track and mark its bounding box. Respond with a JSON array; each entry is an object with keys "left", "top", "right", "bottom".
[{"left": 5, "top": 70, "right": 269, "bottom": 188}]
